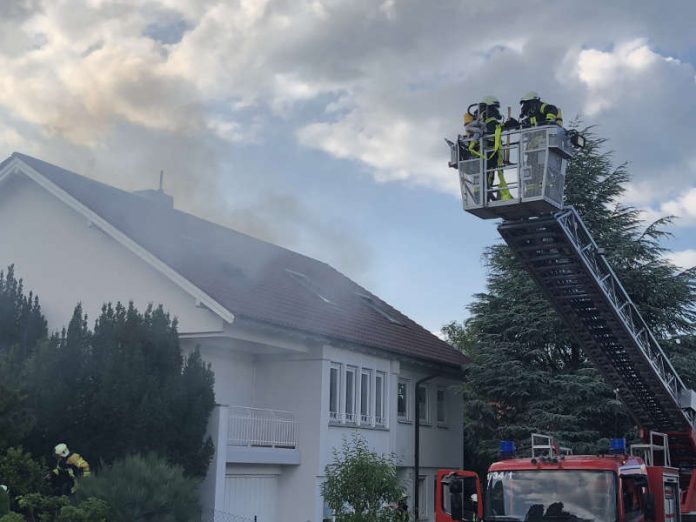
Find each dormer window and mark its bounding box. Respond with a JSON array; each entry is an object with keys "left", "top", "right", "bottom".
[{"left": 285, "top": 269, "right": 333, "bottom": 304}]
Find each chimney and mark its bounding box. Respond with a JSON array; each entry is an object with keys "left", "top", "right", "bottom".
[{"left": 133, "top": 170, "right": 174, "bottom": 208}]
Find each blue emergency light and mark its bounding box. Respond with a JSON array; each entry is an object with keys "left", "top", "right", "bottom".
[
  {"left": 609, "top": 438, "right": 626, "bottom": 455},
  {"left": 499, "top": 440, "right": 516, "bottom": 458}
]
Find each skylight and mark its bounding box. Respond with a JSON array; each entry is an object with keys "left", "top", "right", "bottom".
[
  {"left": 356, "top": 293, "right": 404, "bottom": 326},
  {"left": 285, "top": 269, "right": 333, "bottom": 304}
]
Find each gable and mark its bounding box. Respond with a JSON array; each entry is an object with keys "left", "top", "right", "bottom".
[{"left": 0, "top": 169, "right": 224, "bottom": 334}]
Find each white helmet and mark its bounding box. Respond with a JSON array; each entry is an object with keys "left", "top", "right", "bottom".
[
  {"left": 481, "top": 95, "right": 500, "bottom": 107},
  {"left": 520, "top": 91, "right": 540, "bottom": 103},
  {"left": 54, "top": 443, "right": 69, "bottom": 457}
]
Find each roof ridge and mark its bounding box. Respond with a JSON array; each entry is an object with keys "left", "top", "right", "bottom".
[{"left": 11, "top": 151, "right": 333, "bottom": 268}]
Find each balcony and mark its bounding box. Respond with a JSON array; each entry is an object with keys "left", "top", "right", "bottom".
[{"left": 226, "top": 406, "right": 300, "bottom": 465}]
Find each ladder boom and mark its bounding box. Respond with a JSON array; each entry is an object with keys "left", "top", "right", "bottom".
[{"left": 498, "top": 208, "right": 695, "bottom": 442}]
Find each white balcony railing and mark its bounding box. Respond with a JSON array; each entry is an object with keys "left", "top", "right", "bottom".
[
  {"left": 228, "top": 406, "right": 297, "bottom": 448},
  {"left": 329, "top": 411, "right": 386, "bottom": 428}
]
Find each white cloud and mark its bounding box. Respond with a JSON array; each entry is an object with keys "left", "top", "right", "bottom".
[
  {"left": 1, "top": 0, "right": 696, "bottom": 274},
  {"left": 665, "top": 249, "right": 696, "bottom": 270},
  {"left": 637, "top": 187, "right": 696, "bottom": 227}
]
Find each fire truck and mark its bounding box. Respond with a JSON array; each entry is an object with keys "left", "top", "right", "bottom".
[{"left": 437, "top": 121, "right": 696, "bottom": 522}]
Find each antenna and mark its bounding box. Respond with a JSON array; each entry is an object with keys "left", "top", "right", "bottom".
[{"left": 159, "top": 170, "right": 164, "bottom": 192}]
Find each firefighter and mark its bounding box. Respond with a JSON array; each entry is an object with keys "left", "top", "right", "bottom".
[
  {"left": 466, "top": 96, "right": 512, "bottom": 201},
  {"left": 0, "top": 485, "right": 9, "bottom": 516},
  {"left": 51, "top": 443, "right": 90, "bottom": 495},
  {"left": 519, "top": 91, "right": 563, "bottom": 128}
]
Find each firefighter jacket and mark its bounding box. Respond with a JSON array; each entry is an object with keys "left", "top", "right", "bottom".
[{"left": 520, "top": 100, "right": 563, "bottom": 127}]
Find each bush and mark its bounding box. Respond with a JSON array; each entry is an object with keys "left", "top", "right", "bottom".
[
  {"left": 13, "top": 494, "right": 108, "bottom": 522},
  {"left": 56, "top": 498, "right": 110, "bottom": 522},
  {"left": 0, "top": 512, "right": 24, "bottom": 522},
  {"left": 322, "top": 435, "right": 406, "bottom": 522},
  {"left": 78, "top": 453, "right": 200, "bottom": 521},
  {"left": 0, "top": 448, "right": 46, "bottom": 499},
  {"left": 17, "top": 493, "right": 69, "bottom": 521}
]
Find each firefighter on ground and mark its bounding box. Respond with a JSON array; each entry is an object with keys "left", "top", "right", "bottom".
[
  {"left": 0, "top": 485, "right": 9, "bottom": 516},
  {"left": 466, "top": 96, "right": 513, "bottom": 201},
  {"left": 519, "top": 91, "right": 563, "bottom": 127},
  {"left": 51, "top": 443, "right": 90, "bottom": 495}
]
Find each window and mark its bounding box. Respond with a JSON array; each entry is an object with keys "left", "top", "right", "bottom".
[
  {"left": 622, "top": 476, "right": 646, "bottom": 521},
  {"left": 329, "top": 364, "right": 341, "bottom": 421},
  {"left": 360, "top": 369, "right": 372, "bottom": 423},
  {"left": 328, "top": 363, "right": 389, "bottom": 428},
  {"left": 355, "top": 293, "right": 403, "bottom": 325},
  {"left": 398, "top": 379, "right": 410, "bottom": 420},
  {"left": 417, "top": 385, "right": 429, "bottom": 423},
  {"left": 345, "top": 367, "right": 357, "bottom": 422},
  {"left": 285, "top": 269, "right": 333, "bottom": 304},
  {"left": 436, "top": 388, "right": 446, "bottom": 424},
  {"left": 375, "top": 372, "right": 385, "bottom": 426}
]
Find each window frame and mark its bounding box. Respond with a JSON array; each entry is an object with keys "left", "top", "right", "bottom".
[
  {"left": 329, "top": 363, "right": 341, "bottom": 421},
  {"left": 375, "top": 371, "right": 386, "bottom": 427},
  {"left": 417, "top": 384, "right": 430, "bottom": 425},
  {"left": 344, "top": 366, "right": 357, "bottom": 423},
  {"left": 436, "top": 387, "right": 447, "bottom": 425},
  {"left": 398, "top": 378, "right": 411, "bottom": 422},
  {"left": 360, "top": 369, "right": 372, "bottom": 424}
]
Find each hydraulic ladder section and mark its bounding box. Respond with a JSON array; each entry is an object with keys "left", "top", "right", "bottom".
[{"left": 498, "top": 208, "right": 696, "bottom": 471}]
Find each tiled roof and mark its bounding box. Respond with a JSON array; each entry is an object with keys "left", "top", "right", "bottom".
[{"left": 10, "top": 152, "right": 468, "bottom": 369}]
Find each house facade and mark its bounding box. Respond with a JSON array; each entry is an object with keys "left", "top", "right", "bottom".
[{"left": 0, "top": 153, "right": 469, "bottom": 521}]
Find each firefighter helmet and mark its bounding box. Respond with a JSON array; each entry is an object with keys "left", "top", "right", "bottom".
[
  {"left": 481, "top": 95, "right": 500, "bottom": 107},
  {"left": 520, "top": 91, "right": 540, "bottom": 103},
  {"left": 54, "top": 443, "right": 70, "bottom": 458}
]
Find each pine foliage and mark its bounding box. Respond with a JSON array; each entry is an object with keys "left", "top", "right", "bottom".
[
  {"left": 24, "top": 302, "right": 215, "bottom": 477},
  {"left": 447, "top": 128, "right": 696, "bottom": 473},
  {"left": 0, "top": 266, "right": 47, "bottom": 451}
]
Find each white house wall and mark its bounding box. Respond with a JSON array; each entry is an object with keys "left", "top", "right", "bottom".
[
  {"left": 0, "top": 172, "right": 224, "bottom": 334},
  {"left": 185, "top": 342, "right": 256, "bottom": 407},
  {"left": 254, "top": 350, "right": 324, "bottom": 522}
]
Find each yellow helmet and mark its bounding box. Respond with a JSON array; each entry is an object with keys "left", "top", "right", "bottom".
[
  {"left": 520, "top": 91, "right": 540, "bottom": 103},
  {"left": 54, "top": 443, "right": 69, "bottom": 457}
]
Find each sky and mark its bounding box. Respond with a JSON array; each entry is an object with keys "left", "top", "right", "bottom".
[{"left": 1, "top": 0, "right": 696, "bottom": 334}]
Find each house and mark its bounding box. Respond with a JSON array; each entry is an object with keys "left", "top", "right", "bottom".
[{"left": 0, "top": 152, "right": 469, "bottom": 521}]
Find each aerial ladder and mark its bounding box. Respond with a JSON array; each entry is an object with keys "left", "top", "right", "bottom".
[{"left": 438, "top": 120, "right": 696, "bottom": 522}]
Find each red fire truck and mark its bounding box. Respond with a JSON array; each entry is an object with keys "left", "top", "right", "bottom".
[{"left": 438, "top": 124, "right": 696, "bottom": 522}]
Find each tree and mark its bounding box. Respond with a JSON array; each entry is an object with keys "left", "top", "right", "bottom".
[
  {"left": 447, "top": 128, "right": 696, "bottom": 473},
  {"left": 0, "top": 265, "right": 47, "bottom": 358},
  {"left": 0, "top": 266, "right": 48, "bottom": 451},
  {"left": 24, "top": 302, "right": 215, "bottom": 477},
  {"left": 322, "top": 434, "right": 406, "bottom": 522}
]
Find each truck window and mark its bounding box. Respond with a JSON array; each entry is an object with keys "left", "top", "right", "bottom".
[{"left": 621, "top": 476, "right": 646, "bottom": 522}]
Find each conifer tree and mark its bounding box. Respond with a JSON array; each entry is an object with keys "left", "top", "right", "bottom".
[
  {"left": 25, "top": 302, "right": 215, "bottom": 477},
  {"left": 446, "top": 129, "right": 696, "bottom": 474},
  {"left": 0, "top": 266, "right": 47, "bottom": 450}
]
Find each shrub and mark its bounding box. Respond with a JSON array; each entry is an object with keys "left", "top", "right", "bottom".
[
  {"left": 57, "top": 498, "right": 110, "bottom": 522},
  {"left": 17, "top": 493, "right": 69, "bottom": 521},
  {"left": 0, "top": 448, "right": 46, "bottom": 499},
  {"left": 78, "top": 453, "right": 200, "bottom": 521},
  {"left": 322, "top": 434, "right": 406, "bottom": 522},
  {"left": 0, "top": 512, "right": 24, "bottom": 522}
]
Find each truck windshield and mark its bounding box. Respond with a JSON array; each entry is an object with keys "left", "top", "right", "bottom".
[{"left": 485, "top": 470, "right": 616, "bottom": 522}]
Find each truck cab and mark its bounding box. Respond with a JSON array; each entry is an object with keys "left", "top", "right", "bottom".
[{"left": 436, "top": 436, "right": 680, "bottom": 522}]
